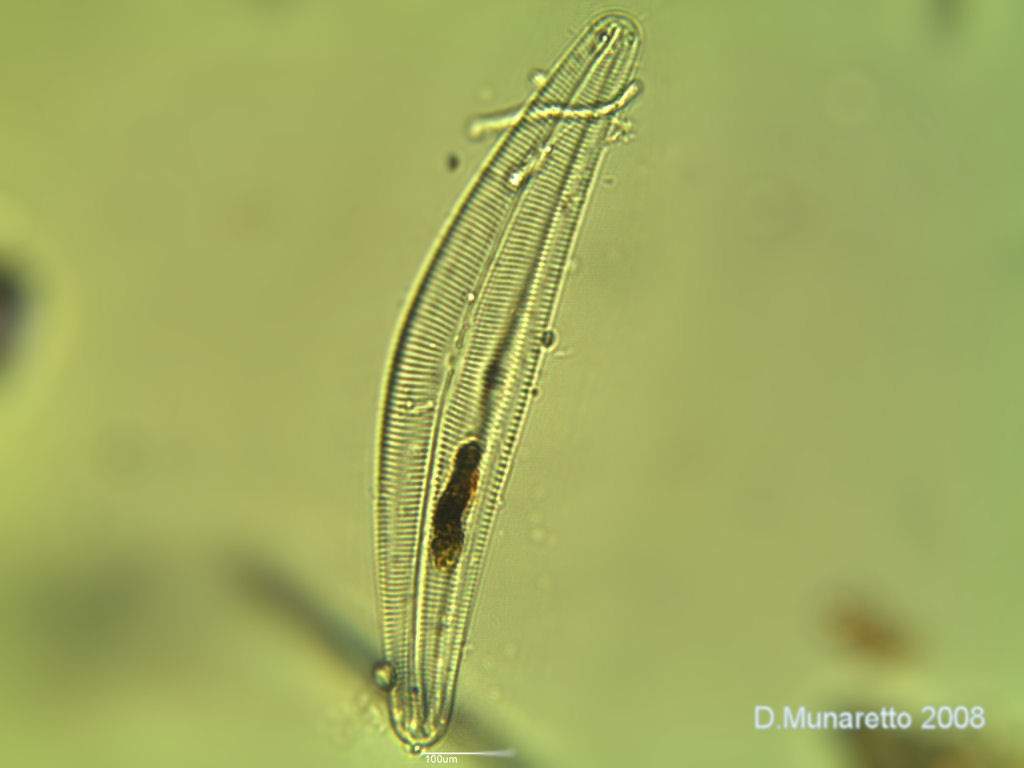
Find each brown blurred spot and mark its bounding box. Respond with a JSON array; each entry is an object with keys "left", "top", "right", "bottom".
[
  {"left": 826, "top": 592, "right": 912, "bottom": 660},
  {"left": 446, "top": 153, "right": 460, "bottom": 172},
  {"left": 16, "top": 555, "right": 158, "bottom": 681},
  {"left": 220, "top": 192, "right": 277, "bottom": 240}
]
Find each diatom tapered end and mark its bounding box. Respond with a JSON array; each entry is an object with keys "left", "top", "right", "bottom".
[
  {"left": 588, "top": 10, "right": 643, "bottom": 50},
  {"left": 388, "top": 683, "right": 454, "bottom": 753},
  {"left": 567, "top": 11, "right": 644, "bottom": 109},
  {"left": 594, "top": 11, "right": 641, "bottom": 30}
]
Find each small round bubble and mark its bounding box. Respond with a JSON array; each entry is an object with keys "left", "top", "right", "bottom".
[{"left": 371, "top": 660, "right": 395, "bottom": 691}]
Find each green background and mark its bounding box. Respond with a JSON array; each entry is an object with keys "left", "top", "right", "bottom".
[{"left": 1, "top": 1, "right": 1022, "bottom": 766}]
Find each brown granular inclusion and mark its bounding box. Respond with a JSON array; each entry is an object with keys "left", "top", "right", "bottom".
[{"left": 430, "top": 440, "right": 483, "bottom": 570}]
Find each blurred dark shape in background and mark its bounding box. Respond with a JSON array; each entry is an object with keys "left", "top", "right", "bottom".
[
  {"left": 930, "top": 0, "right": 966, "bottom": 37},
  {"left": 226, "top": 551, "right": 378, "bottom": 676},
  {"left": 225, "top": 552, "right": 536, "bottom": 765},
  {"left": 841, "top": 722, "right": 989, "bottom": 768},
  {"left": 10, "top": 551, "right": 161, "bottom": 703},
  {"left": 0, "top": 258, "right": 26, "bottom": 375}
]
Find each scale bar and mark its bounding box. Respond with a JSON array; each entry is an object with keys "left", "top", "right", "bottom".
[{"left": 423, "top": 749, "right": 517, "bottom": 758}]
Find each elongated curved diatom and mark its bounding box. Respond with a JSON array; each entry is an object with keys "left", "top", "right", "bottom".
[{"left": 373, "top": 11, "right": 643, "bottom": 751}]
